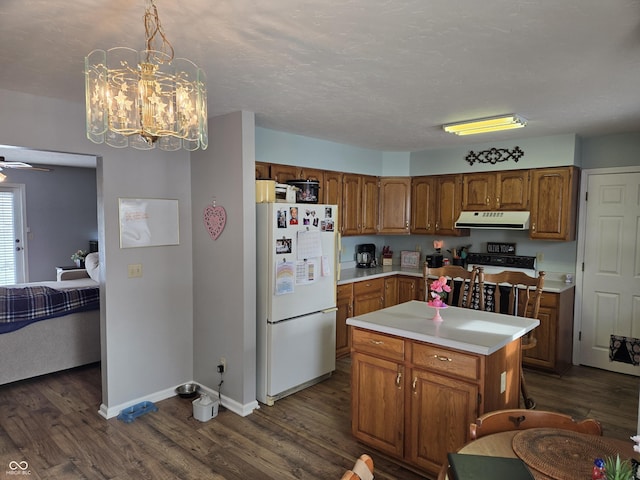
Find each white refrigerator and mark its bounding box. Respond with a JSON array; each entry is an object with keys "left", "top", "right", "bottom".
[{"left": 256, "top": 202, "right": 338, "bottom": 405}]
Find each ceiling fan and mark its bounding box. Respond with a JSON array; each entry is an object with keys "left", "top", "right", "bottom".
[{"left": 0, "top": 156, "right": 52, "bottom": 172}]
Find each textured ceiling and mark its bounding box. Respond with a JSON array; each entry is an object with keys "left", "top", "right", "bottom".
[{"left": 2, "top": 0, "right": 640, "bottom": 157}]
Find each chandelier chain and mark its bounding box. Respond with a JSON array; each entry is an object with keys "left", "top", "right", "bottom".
[{"left": 144, "top": 0, "right": 174, "bottom": 62}]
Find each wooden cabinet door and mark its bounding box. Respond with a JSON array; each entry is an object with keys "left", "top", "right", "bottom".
[
  {"left": 342, "top": 174, "right": 362, "bottom": 236},
  {"left": 384, "top": 277, "right": 399, "bottom": 308},
  {"left": 353, "top": 279, "right": 384, "bottom": 316},
  {"left": 406, "top": 369, "right": 478, "bottom": 473},
  {"left": 522, "top": 304, "right": 554, "bottom": 369},
  {"left": 351, "top": 352, "right": 405, "bottom": 457},
  {"left": 496, "top": 170, "right": 529, "bottom": 210},
  {"left": 398, "top": 276, "right": 418, "bottom": 304},
  {"left": 411, "top": 176, "right": 436, "bottom": 234},
  {"left": 379, "top": 177, "right": 411, "bottom": 234},
  {"left": 530, "top": 167, "right": 578, "bottom": 240},
  {"left": 255, "top": 162, "right": 271, "bottom": 179},
  {"left": 336, "top": 284, "right": 354, "bottom": 358},
  {"left": 270, "top": 164, "right": 300, "bottom": 184},
  {"left": 323, "top": 171, "right": 343, "bottom": 207},
  {"left": 462, "top": 173, "right": 495, "bottom": 211},
  {"left": 435, "top": 174, "right": 468, "bottom": 236},
  {"left": 361, "top": 175, "right": 379, "bottom": 234}
]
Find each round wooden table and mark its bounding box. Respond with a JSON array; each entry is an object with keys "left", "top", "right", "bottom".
[{"left": 454, "top": 428, "right": 638, "bottom": 480}]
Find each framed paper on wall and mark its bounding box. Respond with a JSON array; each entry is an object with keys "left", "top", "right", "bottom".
[
  {"left": 400, "top": 250, "right": 421, "bottom": 269},
  {"left": 119, "top": 198, "right": 179, "bottom": 248}
]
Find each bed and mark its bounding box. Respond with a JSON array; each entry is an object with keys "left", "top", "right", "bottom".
[{"left": 0, "top": 267, "right": 101, "bottom": 386}]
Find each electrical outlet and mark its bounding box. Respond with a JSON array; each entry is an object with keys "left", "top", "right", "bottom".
[
  {"left": 500, "top": 371, "right": 506, "bottom": 394},
  {"left": 536, "top": 252, "right": 544, "bottom": 263},
  {"left": 218, "top": 357, "right": 226, "bottom": 374}
]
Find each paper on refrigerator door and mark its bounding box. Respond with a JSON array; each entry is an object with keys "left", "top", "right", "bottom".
[
  {"left": 296, "top": 230, "right": 322, "bottom": 260},
  {"left": 275, "top": 260, "right": 295, "bottom": 295},
  {"left": 296, "top": 259, "right": 318, "bottom": 284}
]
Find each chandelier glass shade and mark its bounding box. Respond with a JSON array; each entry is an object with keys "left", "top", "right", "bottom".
[{"left": 84, "top": 2, "right": 208, "bottom": 151}]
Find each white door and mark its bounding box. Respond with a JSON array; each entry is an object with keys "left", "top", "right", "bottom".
[
  {"left": 579, "top": 170, "right": 640, "bottom": 375},
  {"left": 0, "top": 185, "right": 27, "bottom": 285}
]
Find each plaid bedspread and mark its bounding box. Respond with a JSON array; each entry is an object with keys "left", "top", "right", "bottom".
[{"left": 0, "top": 285, "right": 99, "bottom": 334}]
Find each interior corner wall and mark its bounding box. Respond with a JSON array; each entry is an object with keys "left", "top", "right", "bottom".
[{"left": 191, "top": 111, "right": 257, "bottom": 411}]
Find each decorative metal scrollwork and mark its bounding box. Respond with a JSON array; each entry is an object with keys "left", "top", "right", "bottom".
[{"left": 465, "top": 146, "right": 524, "bottom": 166}]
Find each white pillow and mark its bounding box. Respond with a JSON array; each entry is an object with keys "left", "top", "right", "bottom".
[{"left": 85, "top": 252, "right": 100, "bottom": 282}]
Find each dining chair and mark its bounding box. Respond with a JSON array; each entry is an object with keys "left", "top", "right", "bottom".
[
  {"left": 477, "top": 268, "right": 545, "bottom": 409},
  {"left": 423, "top": 264, "right": 481, "bottom": 309},
  {"left": 340, "top": 454, "right": 374, "bottom": 480},
  {"left": 469, "top": 408, "right": 603, "bottom": 439}
]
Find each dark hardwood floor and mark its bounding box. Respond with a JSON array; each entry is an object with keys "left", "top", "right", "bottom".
[{"left": 0, "top": 358, "right": 637, "bottom": 479}]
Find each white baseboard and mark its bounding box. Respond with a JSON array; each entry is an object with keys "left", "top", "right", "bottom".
[{"left": 98, "top": 382, "right": 259, "bottom": 419}]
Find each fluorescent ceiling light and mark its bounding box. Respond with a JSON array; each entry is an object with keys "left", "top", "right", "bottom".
[{"left": 443, "top": 114, "right": 527, "bottom": 136}]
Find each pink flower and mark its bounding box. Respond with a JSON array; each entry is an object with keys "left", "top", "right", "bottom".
[{"left": 428, "top": 276, "right": 450, "bottom": 307}]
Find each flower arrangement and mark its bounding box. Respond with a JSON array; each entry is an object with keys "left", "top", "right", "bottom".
[
  {"left": 71, "top": 249, "right": 88, "bottom": 263},
  {"left": 428, "top": 276, "right": 451, "bottom": 308}
]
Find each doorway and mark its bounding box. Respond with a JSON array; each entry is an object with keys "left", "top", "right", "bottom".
[
  {"left": 0, "top": 184, "right": 27, "bottom": 284},
  {"left": 576, "top": 167, "right": 640, "bottom": 376}
]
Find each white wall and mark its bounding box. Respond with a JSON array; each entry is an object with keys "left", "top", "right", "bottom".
[
  {"left": 409, "top": 133, "right": 580, "bottom": 175},
  {"left": 0, "top": 89, "right": 194, "bottom": 415},
  {"left": 191, "top": 111, "right": 258, "bottom": 414}
]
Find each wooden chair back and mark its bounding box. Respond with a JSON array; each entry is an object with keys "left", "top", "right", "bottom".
[
  {"left": 424, "top": 264, "right": 480, "bottom": 308},
  {"left": 340, "top": 454, "right": 374, "bottom": 480},
  {"left": 477, "top": 269, "right": 545, "bottom": 320},
  {"left": 477, "top": 269, "right": 545, "bottom": 351},
  {"left": 470, "top": 408, "right": 603, "bottom": 440}
]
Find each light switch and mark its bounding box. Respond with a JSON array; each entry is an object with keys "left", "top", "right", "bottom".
[
  {"left": 500, "top": 371, "right": 506, "bottom": 393},
  {"left": 128, "top": 264, "right": 143, "bottom": 278}
]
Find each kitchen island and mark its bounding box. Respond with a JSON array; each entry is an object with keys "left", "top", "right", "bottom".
[{"left": 346, "top": 300, "right": 539, "bottom": 477}]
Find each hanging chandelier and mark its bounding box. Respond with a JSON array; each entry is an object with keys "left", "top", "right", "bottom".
[{"left": 85, "top": 0, "right": 208, "bottom": 151}]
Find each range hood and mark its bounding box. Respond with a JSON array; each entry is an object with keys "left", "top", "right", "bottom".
[{"left": 455, "top": 211, "right": 530, "bottom": 230}]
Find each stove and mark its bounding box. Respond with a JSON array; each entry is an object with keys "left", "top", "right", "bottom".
[{"left": 466, "top": 252, "right": 536, "bottom": 275}]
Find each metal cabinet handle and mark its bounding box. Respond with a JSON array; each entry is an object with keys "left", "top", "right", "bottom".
[
  {"left": 433, "top": 354, "right": 452, "bottom": 362},
  {"left": 531, "top": 222, "right": 536, "bottom": 232},
  {"left": 370, "top": 340, "right": 384, "bottom": 345},
  {"left": 412, "top": 376, "right": 418, "bottom": 394},
  {"left": 405, "top": 220, "right": 409, "bottom": 228},
  {"left": 396, "top": 372, "right": 402, "bottom": 388},
  {"left": 496, "top": 196, "right": 500, "bottom": 207}
]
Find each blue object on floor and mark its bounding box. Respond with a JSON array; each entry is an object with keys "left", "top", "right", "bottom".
[{"left": 117, "top": 401, "right": 158, "bottom": 423}]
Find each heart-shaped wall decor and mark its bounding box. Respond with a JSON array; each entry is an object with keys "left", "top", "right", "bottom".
[{"left": 203, "top": 204, "right": 226, "bottom": 240}]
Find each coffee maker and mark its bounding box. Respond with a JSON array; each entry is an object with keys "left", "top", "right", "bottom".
[{"left": 356, "top": 243, "right": 376, "bottom": 268}]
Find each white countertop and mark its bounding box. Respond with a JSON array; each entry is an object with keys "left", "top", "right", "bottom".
[
  {"left": 346, "top": 300, "right": 539, "bottom": 355},
  {"left": 338, "top": 265, "right": 574, "bottom": 293}
]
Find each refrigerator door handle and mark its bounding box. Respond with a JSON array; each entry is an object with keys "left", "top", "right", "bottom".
[{"left": 321, "top": 307, "right": 338, "bottom": 314}]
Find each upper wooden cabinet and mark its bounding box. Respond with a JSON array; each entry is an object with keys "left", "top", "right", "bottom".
[
  {"left": 255, "top": 162, "right": 271, "bottom": 180},
  {"left": 411, "top": 176, "right": 437, "bottom": 234},
  {"left": 342, "top": 174, "right": 363, "bottom": 235},
  {"left": 529, "top": 166, "right": 579, "bottom": 241},
  {"left": 379, "top": 177, "right": 411, "bottom": 234},
  {"left": 342, "top": 174, "right": 379, "bottom": 236},
  {"left": 434, "top": 174, "right": 469, "bottom": 237},
  {"left": 462, "top": 170, "right": 529, "bottom": 211},
  {"left": 361, "top": 175, "right": 379, "bottom": 234},
  {"left": 270, "top": 164, "right": 299, "bottom": 184},
  {"left": 323, "top": 170, "right": 343, "bottom": 208}
]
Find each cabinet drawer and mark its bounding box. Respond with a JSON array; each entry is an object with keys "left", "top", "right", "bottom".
[
  {"left": 412, "top": 343, "right": 480, "bottom": 381},
  {"left": 352, "top": 329, "right": 405, "bottom": 362},
  {"left": 337, "top": 283, "right": 353, "bottom": 301},
  {"left": 539, "top": 291, "right": 558, "bottom": 308},
  {"left": 354, "top": 278, "right": 384, "bottom": 295}
]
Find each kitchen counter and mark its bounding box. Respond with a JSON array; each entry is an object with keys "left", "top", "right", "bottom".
[
  {"left": 338, "top": 265, "right": 574, "bottom": 293},
  {"left": 346, "top": 300, "right": 539, "bottom": 355}
]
